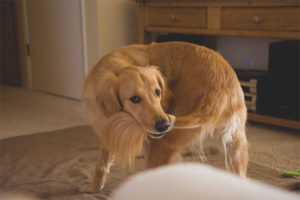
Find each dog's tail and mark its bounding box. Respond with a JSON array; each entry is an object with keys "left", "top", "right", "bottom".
[
  {"left": 173, "top": 115, "right": 203, "bottom": 129},
  {"left": 172, "top": 114, "right": 218, "bottom": 161},
  {"left": 172, "top": 105, "right": 223, "bottom": 130},
  {"left": 171, "top": 95, "right": 228, "bottom": 161},
  {"left": 102, "top": 112, "right": 147, "bottom": 168}
]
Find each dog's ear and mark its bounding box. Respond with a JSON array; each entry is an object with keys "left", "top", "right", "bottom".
[
  {"left": 83, "top": 71, "right": 121, "bottom": 118},
  {"left": 151, "top": 66, "right": 176, "bottom": 114},
  {"left": 147, "top": 66, "right": 166, "bottom": 93},
  {"left": 97, "top": 72, "right": 121, "bottom": 117}
]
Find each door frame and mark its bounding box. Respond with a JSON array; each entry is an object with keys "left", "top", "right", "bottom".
[
  {"left": 14, "top": 0, "right": 32, "bottom": 88},
  {"left": 14, "top": 0, "right": 96, "bottom": 89}
]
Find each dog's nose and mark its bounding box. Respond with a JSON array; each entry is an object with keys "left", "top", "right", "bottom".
[{"left": 155, "top": 119, "right": 170, "bottom": 132}]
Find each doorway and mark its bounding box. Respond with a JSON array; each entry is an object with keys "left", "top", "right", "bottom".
[
  {"left": 1, "top": 0, "right": 85, "bottom": 100},
  {"left": 0, "top": 1, "right": 21, "bottom": 86}
]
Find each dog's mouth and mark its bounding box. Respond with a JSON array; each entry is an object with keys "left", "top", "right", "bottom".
[
  {"left": 147, "top": 117, "right": 175, "bottom": 139},
  {"left": 149, "top": 132, "right": 165, "bottom": 139}
]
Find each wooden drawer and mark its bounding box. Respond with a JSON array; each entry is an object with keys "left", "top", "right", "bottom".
[
  {"left": 221, "top": 7, "right": 300, "bottom": 31},
  {"left": 145, "top": 7, "right": 207, "bottom": 28}
]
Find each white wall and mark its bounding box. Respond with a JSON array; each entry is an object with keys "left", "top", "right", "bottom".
[
  {"left": 83, "top": 0, "right": 137, "bottom": 73},
  {"left": 81, "top": 0, "right": 100, "bottom": 75},
  {"left": 96, "top": 0, "right": 136, "bottom": 67},
  {"left": 216, "top": 36, "right": 282, "bottom": 70}
]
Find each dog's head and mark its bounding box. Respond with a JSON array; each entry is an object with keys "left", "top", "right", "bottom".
[{"left": 95, "top": 65, "right": 176, "bottom": 138}]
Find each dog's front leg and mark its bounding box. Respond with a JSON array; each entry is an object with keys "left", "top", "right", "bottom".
[
  {"left": 145, "top": 136, "right": 181, "bottom": 169},
  {"left": 79, "top": 147, "right": 113, "bottom": 193}
]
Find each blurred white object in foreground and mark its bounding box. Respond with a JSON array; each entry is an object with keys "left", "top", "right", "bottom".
[{"left": 111, "top": 163, "right": 299, "bottom": 200}]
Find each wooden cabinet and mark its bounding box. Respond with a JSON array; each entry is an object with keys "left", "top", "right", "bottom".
[
  {"left": 136, "top": 0, "right": 300, "bottom": 130},
  {"left": 221, "top": 7, "right": 300, "bottom": 32},
  {"left": 146, "top": 7, "right": 207, "bottom": 28},
  {"left": 137, "top": 0, "right": 300, "bottom": 42}
]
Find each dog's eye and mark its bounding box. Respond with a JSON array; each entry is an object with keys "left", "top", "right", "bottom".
[
  {"left": 130, "top": 96, "right": 141, "bottom": 103},
  {"left": 155, "top": 89, "right": 161, "bottom": 97}
]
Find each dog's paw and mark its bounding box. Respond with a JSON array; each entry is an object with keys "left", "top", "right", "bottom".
[{"left": 79, "top": 183, "right": 103, "bottom": 193}]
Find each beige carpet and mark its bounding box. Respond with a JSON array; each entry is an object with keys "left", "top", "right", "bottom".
[
  {"left": 0, "top": 124, "right": 299, "bottom": 200},
  {"left": 0, "top": 85, "right": 88, "bottom": 139}
]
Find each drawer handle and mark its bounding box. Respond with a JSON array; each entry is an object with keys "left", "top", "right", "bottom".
[
  {"left": 252, "top": 15, "right": 264, "bottom": 24},
  {"left": 169, "top": 14, "right": 177, "bottom": 22}
]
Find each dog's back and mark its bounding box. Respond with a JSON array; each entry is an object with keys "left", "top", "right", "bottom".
[{"left": 143, "top": 42, "right": 248, "bottom": 175}]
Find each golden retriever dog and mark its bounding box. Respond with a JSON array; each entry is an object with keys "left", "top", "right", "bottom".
[{"left": 79, "top": 42, "right": 248, "bottom": 193}]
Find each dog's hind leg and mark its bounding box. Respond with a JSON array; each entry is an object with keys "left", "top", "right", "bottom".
[
  {"left": 79, "top": 147, "right": 113, "bottom": 193},
  {"left": 222, "top": 123, "right": 248, "bottom": 177}
]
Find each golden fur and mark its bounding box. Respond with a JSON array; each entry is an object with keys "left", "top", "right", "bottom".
[
  {"left": 79, "top": 42, "right": 248, "bottom": 193},
  {"left": 102, "top": 112, "right": 147, "bottom": 167}
]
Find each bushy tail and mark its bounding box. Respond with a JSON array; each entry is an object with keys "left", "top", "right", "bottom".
[{"left": 102, "top": 112, "right": 147, "bottom": 167}]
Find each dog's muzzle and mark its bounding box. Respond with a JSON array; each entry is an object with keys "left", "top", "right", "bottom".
[
  {"left": 149, "top": 119, "right": 171, "bottom": 139},
  {"left": 155, "top": 119, "right": 170, "bottom": 132}
]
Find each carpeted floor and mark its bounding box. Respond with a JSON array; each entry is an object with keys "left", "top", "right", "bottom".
[
  {"left": 0, "top": 85, "right": 88, "bottom": 140},
  {"left": 0, "top": 124, "right": 299, "bottom": 200}
]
